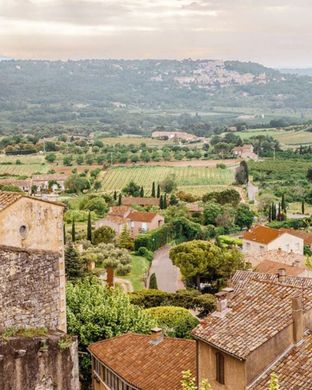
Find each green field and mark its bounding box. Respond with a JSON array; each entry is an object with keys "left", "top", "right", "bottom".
[
  {"left": 101, "top": 165, "right": 234, "bottom": 194},
  {"left": 0, "top": 155, "right": 48, "bottom": 177},
  {"left": 120, "top": 255, "right": 150, "bottom": 291},
  {"left": 238, "top": 128, "right": 312, "bottom": 147}
]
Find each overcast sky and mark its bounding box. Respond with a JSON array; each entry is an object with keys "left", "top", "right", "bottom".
[{"left": 1, "top": 0, "right": 312, "bottom": 67}]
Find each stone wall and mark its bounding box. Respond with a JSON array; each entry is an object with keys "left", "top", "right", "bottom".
[
  {"left": 0, "top": 245, "right": 65, "bottom": 331},
  {"left": 0, "top": 331, "right": 80, "bottom": 390}
]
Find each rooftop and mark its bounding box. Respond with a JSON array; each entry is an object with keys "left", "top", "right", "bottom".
[
  {"left": 122, "top": 197, "right": 159, "bottom": 206},
  {"left": 251, "top": 332, "right": 312, "bottom": 390},
  {"left": 243, "top": 225, "right": 294, "bottom": 245},
  {"left": 109, "top": 206, "right": 131, "bottom": 217},
  {"left": 88, "top": 332, "right": 196, "bottom": 390},
  {"left": 254, "top": 259, "right": 306, "bottom": 277},
  {"left": 32, "top": 174, "right": 68, "bottom": 181},
  {"left": 279, "top": 228, "right": 312, "bottom": 245},
  {"left": 128, "top": 211, "right": 160, "bottom": 223},
  {"left": 192, "top": 271, "right": 312, "bottom": 360},
  {"left": 0, "top": 191, "right": 64, "bottom": 211},
  {"left": 245, "top": 249, "right": 305, "bottom": 268}
]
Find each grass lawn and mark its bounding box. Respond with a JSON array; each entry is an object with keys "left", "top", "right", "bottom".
[{"left": 120, "top": 255, "right": 150, "bottom": 291}]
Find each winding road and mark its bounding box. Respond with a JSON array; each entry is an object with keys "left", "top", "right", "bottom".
[{"left": 148, "top": 245, "right": 184, "bottom": 292}]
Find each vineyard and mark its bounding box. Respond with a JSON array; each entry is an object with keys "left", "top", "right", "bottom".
[
  {"left": 0, "top": 163, "right": 48, "bottom": 177},
  {"left": 101, "top": 165, "right": 234, "bottom": 194}
]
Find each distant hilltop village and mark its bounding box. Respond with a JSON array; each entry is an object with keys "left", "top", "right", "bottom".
[{"left": 0, "top": 192, "right": 79, "bottom": 390}]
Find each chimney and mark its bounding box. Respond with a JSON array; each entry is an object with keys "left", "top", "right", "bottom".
[
  {"left": 292, "top": 297, "right": 304, "bottom": 344},
  {"left": 149, "top": 327, "right": 164, "bottom": 345},
  {"left": 215, "top": 291, "right": 228, "bottom": 312},
  {"left": 277, "top": 268, "right": 286, "bottom": 282}
]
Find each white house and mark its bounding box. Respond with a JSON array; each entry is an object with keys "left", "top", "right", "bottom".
[{"left": 242, "top": 225, "right": 304, "bottom": 255}]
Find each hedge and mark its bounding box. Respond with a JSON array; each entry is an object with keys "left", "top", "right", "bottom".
[
  {"left": 134, "top": 224, "right": 171, "bottom": 251},
  {"left": 144, "top": 306, "right": 199, "bottom": 338},
  {"left": 130, "top": 289, "right": 215, "bottom": 317}
]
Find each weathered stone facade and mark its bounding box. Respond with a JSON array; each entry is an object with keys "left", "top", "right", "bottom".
[
  {"left": 0, "top": 245, "right": 65, "bottom": 331},
  {"left": 0, "top": 331, "right": 80, "bottom": 390}
]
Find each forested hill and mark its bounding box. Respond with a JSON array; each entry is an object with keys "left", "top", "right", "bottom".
[{"left": 0, "top": 59, "right": 312, "bottom": 127}]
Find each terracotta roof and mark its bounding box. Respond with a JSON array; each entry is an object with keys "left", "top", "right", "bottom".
[
  {"left": 255, "top": 260, "right": 305, "bottom": 277},
  {"left": 102, "top": 215, "right": 128, "bottom": 225},
  {"left": 279, "top": 228, "right": 312, "bottom": 245},
  {"left": 0, "top": 179, "right": 31, "bottom": 187},
  {"left": 128, "top": 211, "right": 160, "bottom": 223},
  {"left": 122, "top": 197, "right": 159, "bottom": 206},
  {"left": 88, "top": 333, "right": 196, "bottom": 390},
  {"left": 109, "top": 206, "right": 131, "bottom": 217},
  {"left": 192, "top": 271, "right": 312, "bottom": 360},
  {"left": 0, "top": 192, "right": 22, "bottom": 210},
  {"left": 251, "top": 332, "right": 312, "bottom": 390},
  {"left": 245, "top": 249, "right": 305, "bottom": 268},
  {"left": 243, "top": 225, "right": 286, "bottom": 245},
  {"left": 32, "top": 174, "right": 68, "bottom": 181},
  {"left": 0, "top": 192, "right": 64, "bottom": 210}
]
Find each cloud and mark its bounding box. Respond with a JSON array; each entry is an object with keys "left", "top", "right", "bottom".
[{"left": 1, "top": 0, "right": 312, "bottom": 66}]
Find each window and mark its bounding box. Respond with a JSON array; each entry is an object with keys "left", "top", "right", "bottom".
[
  {"left": 19, "top": 225, "right": 28, "bottom": 238},
  {"left": 216, "top": 352, "right": 225, "bottom": 384}
]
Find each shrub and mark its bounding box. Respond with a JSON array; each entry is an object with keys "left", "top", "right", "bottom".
[
  {"left": 93, "top": 226, "right": 116, "bottom": 245},
  {"left": 144, "top": 306, "right": 199, "bottom": 338},
  {"left": 149, "top": 273, "right": 158, "bottom": 289},
  {"left": 136, "top": 247, "right": 153, "bottom": 262},
  {"left": 134, "top": 224, "right": 171, "bottom": 251}
]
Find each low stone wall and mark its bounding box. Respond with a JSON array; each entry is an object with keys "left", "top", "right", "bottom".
[
  {"left": 0, "top": 245, "right": 63, "bottom": 330},
  {"left": 0, "top": 331, "right": 80, "bottom": 390}
]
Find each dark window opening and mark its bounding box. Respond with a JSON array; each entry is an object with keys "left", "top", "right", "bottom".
[{"left": 216, "top": 352, "right": 225, "bottom": 384}]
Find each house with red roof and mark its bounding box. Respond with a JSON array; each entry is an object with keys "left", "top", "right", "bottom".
[
  {"left": 242, "top": 225, "right": 304, "bottom": 254},
  {"left": 95, "top": 206, "right": 164, "bottom": 238}
]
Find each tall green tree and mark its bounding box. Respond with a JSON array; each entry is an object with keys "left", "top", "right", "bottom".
[
  {"left": 170, "top": 240, "right": 247, "bottom": 290},
  {"left": 235, "top": 160, "right": 249, "bottom": 185},
  {"left": 149, "top": 273, "right": 158, "bottom": 289},
  {"left": 65, "top": 243, "right": 86, "bottom": 280},
  {"left": 87, "top": 212, "right": 92, "bottom": 242},
  {"left": 113, "top": 190, "right": 117, "bottom": 201},
  {"left": 140, "top": 186, "right": 144, "bottom": 197},
  {"left": 163, "top": 194, "right": 168, "bottom": 209},
  {"left": 118, "top": 193, "right": 122, "bottom": 206},
  {"left": 151, "top": 182, "right": 156, "bottom": 197},
  {"left": 157, "top": 184, "right": 161, "bottom": 198},
  {"left": 159, "top": 194, "right": 164, "bottom": 209},
  {"left": 281, "top": 194, "right": 286, "bottom": 213},
  {"left": 302, "top": 200, "right": 305, "bottom": 214},
  {"left": 71, "top": 218, "right": 76, "bottom": 242}
]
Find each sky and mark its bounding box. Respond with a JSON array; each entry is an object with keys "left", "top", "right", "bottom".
[{"left": 1, "top": 0, "right": 312, "bottom": 67}]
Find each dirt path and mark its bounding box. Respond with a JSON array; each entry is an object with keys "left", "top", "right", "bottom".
[{"left": 149, "top": 245, "right": 184, "bottom": 292}]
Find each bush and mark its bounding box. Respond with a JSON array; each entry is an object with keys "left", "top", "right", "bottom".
[
  {"left": 149, "top": 273, "right": 158, "bottom": 289},
  {"left": 134, "top": 224, "right": 171, "bottom": 251},
  {"left": 130, "top": 289, "right": 215, "bottom": 317},
  {"left": 93, "top": 226, "right": 116, "bottom": 245},
  {"left": 144, "top": 306, "right": 199, "bottom": 338},
  {"left": 136, "top": 247, "right": 153, "bottom": 262}
]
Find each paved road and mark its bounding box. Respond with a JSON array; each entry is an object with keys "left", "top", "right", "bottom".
[
  {"left": 149, "top": 245, "right": 184, "bottom": 292},
  {"left": 247, "top": 181, "right": 259, "bottom": 202}
]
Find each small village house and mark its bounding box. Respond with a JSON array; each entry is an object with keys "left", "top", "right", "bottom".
[
  {"left": 242, "top": 225, "right": 304, "bottom": 254},
  {"left": 232, "top": 144, "right": 258, "bottom": 160},
  {"left": 32, "top": 173, "right": 68, "bottom": 192},
  {"left": 95, "top": 206, "right": 164, "bottom": 238}
]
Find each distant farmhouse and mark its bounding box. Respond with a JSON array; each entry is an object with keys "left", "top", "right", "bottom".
[
  {"left": 232, "top": 144, "right": 258, "bottom": 160},
  {"left": 242, "top": 225, "right": 304, "bottom": 255},
  {"left": 152, "top": 130, "right": 199, "bottom": 143},
  {"left": 0, "top": 173, "right": 68, "bottom": 194},
  {"left": 95, "top": 205, "right": 164, "bottom": 237},
  {"left": 0, "top": 191, "right": 79, "bottom": 389}
]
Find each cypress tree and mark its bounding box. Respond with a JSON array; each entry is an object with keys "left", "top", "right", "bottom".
[
  {"left": 268, "top": 204, "right": 272, "bottom": 222},
  {"left": 159, "top": 194, "right": 163, "bottom": 209},
  {"left": 281, "top": 194, "right": 286, "bottom": 213},
  {"left": 113, "top": 190, "right": 117, "bottom": 201},
  {"left": 87, "top": 212, "right": 92, "bottom": 242},
  {"left": 71, "top": 218, "right": 76, "bottom": 242},
  {"left": 118, "top": 193, "right": 122, "bottom": 206},
  {"left": 271, "top": 203, "right": 277, "bottom": 221},
  {"left": 140, "top": 186, "right": 144, "bottom": 197},
  {"left": 151, "top": 182, "right": 156, "bottom": 197},
  {"left": 302, "top": 200, "right": 305, "bottom": 214},
  {"left": 157, "top": 184, "right": 160, "bottom": 198},
  {"left": 149, "top": 273, "right": 158, "bottom": 289},
  {"left": 163, "top": 194, "right": 167, "bottom": 209},
  {"left": 278, "top": 202, "right": 281, "bottom": 220}
]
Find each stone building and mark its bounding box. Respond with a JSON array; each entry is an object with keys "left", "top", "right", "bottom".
[{"left": 0, "top": 191, "right": 79, "bottom": 389}]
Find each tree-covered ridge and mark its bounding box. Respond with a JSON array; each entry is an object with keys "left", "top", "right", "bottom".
[{"left": 0, "top": 59, "right": 312, "bottom": 126}]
